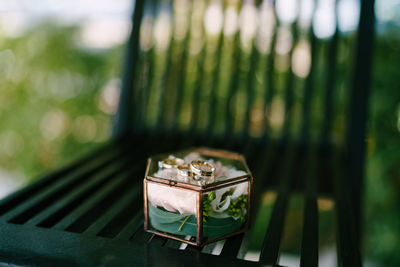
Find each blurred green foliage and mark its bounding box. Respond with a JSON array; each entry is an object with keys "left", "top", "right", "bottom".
[
  {"left": 0, "top": 20, "right": 399, "bottom": 266},
  {"left": 0, "top": 22, "right": 123, "bottom": 180},
  {"left": 364, "top": 27, "right": 400, "bottom": 266}
]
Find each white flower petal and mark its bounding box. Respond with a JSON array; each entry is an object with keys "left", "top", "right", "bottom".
[
  {"left": 210, "top": 187, "right": 231, "bottom": 211},
  {"left": 147, "top": 183, "right": 197, "bottom": 214},
  {"left": 232, "top": 182, "right": 249, "bottom": 199},
  {"left": 184, "top": 152, "right": 203, "bottom": 163}
]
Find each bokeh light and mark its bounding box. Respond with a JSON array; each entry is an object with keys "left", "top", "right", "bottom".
[
  {"left": 204, "top": 2, "right": 224, "bottom": 36},
  {"left": 40, "top": 109, "right": 70, "bottom": 141},
  {"left": 313, "top": 0, "right": 336, "bottom": 39},
  {"left": 292, "top": 40, "right": 311, "bottom": 78}
]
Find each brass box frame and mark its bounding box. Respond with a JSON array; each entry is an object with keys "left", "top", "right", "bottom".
[{"left": 143, "top": 147, "right": 253, "bottom": 246}]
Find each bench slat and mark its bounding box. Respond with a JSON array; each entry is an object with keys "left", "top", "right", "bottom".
[
  {"left": 114, "top": 211, "right": 144, "bottom": 240},
  {"left": 232, "top": 140, "right": 278, "bottom": 260},
  {"left": 64, "top": 167, "right": 142, "bottom": 233},
  {"left": 0, "top": 222, "right": 258, "bottom": 266},
  {"left": 1, "top": 148, "right": 127, "bottom": 224},
  {"left": 131, "top": 227, "right": 154, "bottom": 244},
  {"left": 300, "top": 196, "right": 318, "bottom": 267},
  {"left": 52, "top": 167, "right": 134, "bottom": 231},
  {"left": 84, "top": 182, "right": 142, "bottom": 235},
  {"left": 220, "top": 233, "right": 244, "bottom": 258},
  {"left": 300, "top": 146, "right": 319, "bottom": 267},
  {"left": 259, "top": 145, "right": 296, "bottom": 265},
  {"left": 149, "top": 235, "right": 168, "bottom": 246},
  {"left": 26, "top": 158, "right": 132, "bottom": 227},
  {"left": 164, "top": 239, "right": 184, "bottom": 250},
  {"left": 0, "top": 144, "right": 117, "bottom": 217},
  {"left": 97, "top": 193, "right": 143, "bottom": 239},
  {"left": 259, "top": 190, "right": 289, "bottom": 265},
  {"left": 333, "top": 152, "right": 362, "bottom": 267}
]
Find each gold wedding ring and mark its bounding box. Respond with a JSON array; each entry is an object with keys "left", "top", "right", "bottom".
[
  {"left": 190, "top": 160, "right": 215, "bottom": 177},
  {"left": 159, "top": 157, "right": 185, "bottom": 169},
  {"left": 177, "top": 164, "right": 193, "bottom": 177}
]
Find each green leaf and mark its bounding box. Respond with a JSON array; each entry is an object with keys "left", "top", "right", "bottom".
[
  {"left": 148, "top": 205, "right": 244, "bottom": 238},
  {"left": 148, "top": 204, "right": 189, "bottom": 223},
  {"left": 203, "top": 216, "right": 244, "bottom": 237}
]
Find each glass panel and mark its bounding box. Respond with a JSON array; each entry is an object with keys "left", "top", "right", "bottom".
[
  {"left": 147, "top": 182, "right": 198, "bottom": 240},
  {"left": 202, "top": 180, "right": 250, "bottom": 242}
]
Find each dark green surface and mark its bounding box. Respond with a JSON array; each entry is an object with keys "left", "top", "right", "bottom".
[{"left": 0, "top": 223, "right": 256, "bottom": 267}]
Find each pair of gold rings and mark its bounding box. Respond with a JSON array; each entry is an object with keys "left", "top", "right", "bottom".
[
  {"left": 159, "top": 157, "right": 215, "bottom": 180},
  {"left": 158, "top": 157, "right": 185, "bottom": 169}
]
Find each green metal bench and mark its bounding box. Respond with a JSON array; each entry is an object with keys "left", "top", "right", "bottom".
[{"left": 0, "top": 0, "right": 374, "bottom": 266}]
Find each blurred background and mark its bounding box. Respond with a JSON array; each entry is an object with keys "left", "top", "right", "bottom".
[{"left": 0, "top": 0, "right": 399, "bottom": 266}]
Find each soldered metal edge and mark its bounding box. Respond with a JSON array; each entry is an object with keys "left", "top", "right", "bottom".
[
  {"left": 144, "top": 227, "right": 249, "bottom": 247},
  {"left": 143, "top": 148, "right": 254, "bottom": 246},
  {"left": 145, "top": 148, "right": 252, "bottom": 190}
]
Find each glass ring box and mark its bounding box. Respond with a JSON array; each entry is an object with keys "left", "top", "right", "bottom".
[{"left": 143, "top": 147, "right": 253, "bottom": 246}]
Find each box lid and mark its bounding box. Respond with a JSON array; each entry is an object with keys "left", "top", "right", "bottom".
[{"left": 144, "top": 147, "right": 252, "bottom": 191}]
